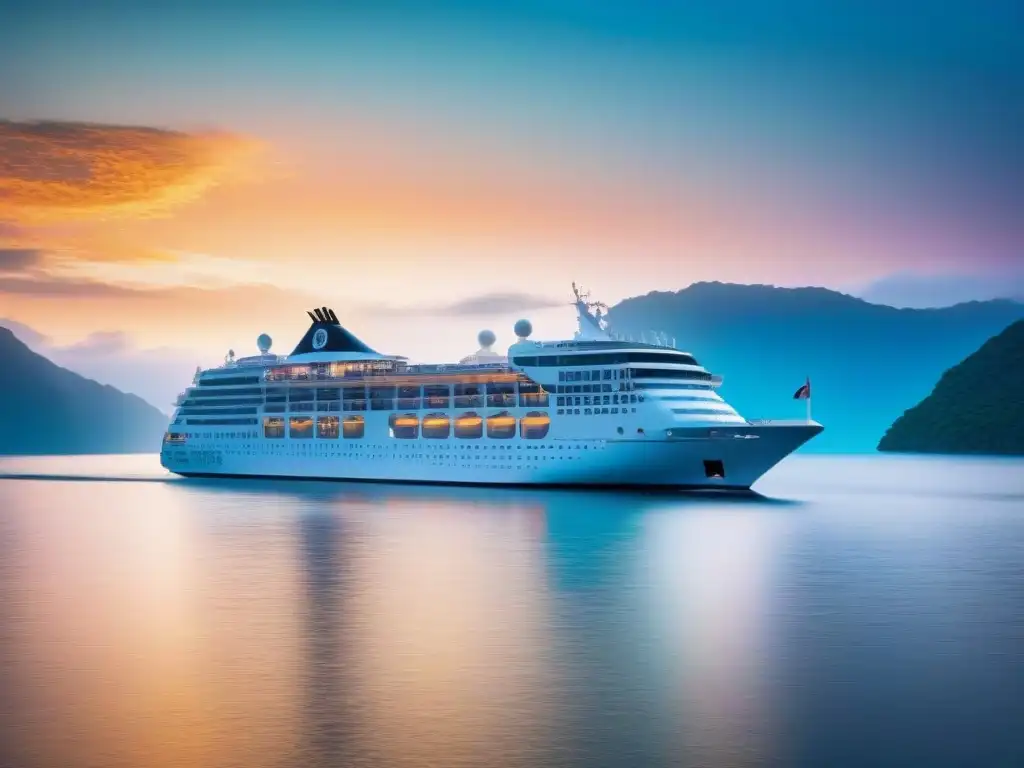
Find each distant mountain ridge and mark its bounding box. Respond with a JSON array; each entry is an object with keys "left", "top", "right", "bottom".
[
  {"left": 878, "top": 321, "right": 1024, "bottom": 455},
  {"left": 0, "top": 318, "right": 198, "bottom": 416},
  {"left": 606, "top": 282, "right": 1024, "bottom": 453},
  {"left": 0, "top": 327, "right": 169, "bottom": 455}
]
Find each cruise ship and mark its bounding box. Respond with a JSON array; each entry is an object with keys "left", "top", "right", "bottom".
[{"left": 160, "top": 285, "right": 823, "bottom": 489}]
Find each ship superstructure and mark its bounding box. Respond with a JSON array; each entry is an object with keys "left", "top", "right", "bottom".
[{"left": 160, "top": 286, "right": 822, "bottom": 488}]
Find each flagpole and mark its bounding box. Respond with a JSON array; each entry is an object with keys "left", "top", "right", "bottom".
[{"left": 806, "top": 393, "right": 811, "bottom": 423}]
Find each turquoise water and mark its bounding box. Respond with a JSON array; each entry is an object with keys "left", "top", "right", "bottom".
[{"left": 1, "top": 454, "right": 1022, "bottom": 768}]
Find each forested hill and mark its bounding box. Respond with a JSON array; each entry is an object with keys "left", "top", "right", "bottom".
[
  {"left": 878, "top": 320, "right": 1024, "bottom": 455},
  {"left": 606, "top": 283, "right": 1024, "bottom": 453}
]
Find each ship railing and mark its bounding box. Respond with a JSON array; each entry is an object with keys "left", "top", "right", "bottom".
[
  {"left": 746, "top": 419, "right": 815, "bottom": 426},
  {"left": 526, "top": 339, "right": 688, "bottom": 352},
  {"left": 263, "top": 363, "right": 515, "bottom": 382},
  {"left": 529, "top": 340, "right": 588, "bottom": 349},
  {"left": 215, "top": 354, "right": 285, "bottom": 371},
  {"left": 410, "top": 362, "right": 511, "bottom": 374},
  {"left": 235, "top": 355, "right": 284, "bottom": 367}
]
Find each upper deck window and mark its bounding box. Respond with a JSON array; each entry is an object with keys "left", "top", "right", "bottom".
[
  {"left": 266, "top": 359, "right": 398, "bottom": 383},
  {"left": 514, "top": 351, "right": 699, "bottom": 367},
  {"left": 397, "top": 385, "right": 421, "bottom": 410},
  {"left": 342, "top": 385, "right": 367, "bottom": 411},
  {"left": 424, "top": 385, "right": 450, "bottom": 409},
  {"left": 288, "top": 387, "right": 314, "bottom": 404},
  {"left": 179, "top": 407, "right": 258, "bottom": 416},
  {"left": 370, "top": 386, "right": 395, "bottom": 411},
  {"left": 198, "top": 375, "right": 261, "bottom": 387},
  {"left": 518, "top": 383, "right": 550, "bottom": 407},
  {"left": 191, "top": 387, "right": 264, "bottom": 399},
  {"left": 634, "top": 382, "right": 712, "bottom": 391},
  {"left": 180, "top": 397, "right": 263, "bottom": 408},
  {"left": 185, "top": 417, "right": 258, "bottom": 426},
  {"left": 630, "top": 367, "right": 712, "bottom": 382},
  {"left": 454, "top": 383, "right": 484, "bottom": 409},
  {"left": 486, "top": 382, "right": 516, "bottom": 408}
]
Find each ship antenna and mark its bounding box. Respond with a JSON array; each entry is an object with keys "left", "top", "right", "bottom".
[
  {"left": 313, "top": 308, "right": 325, "bottom": 322},
  {"left": 307, "top": 310, "right": 318, "bottom": 322},
  {"left": 327, "top": 308, "right": 339, "bottom": 324}
]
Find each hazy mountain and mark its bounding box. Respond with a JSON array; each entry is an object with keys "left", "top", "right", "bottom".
[
  {"left": 854, "top": 271, "right": 1024, "bottom": 308},
  {"left": 878, "top": 321, "right": 1024, "bottom": 455},
  {"left": 0, "top": 318, "right": 207, "bottom": 415},
  {"left": 606, "top": 283, "right": 1024, "bottom": 452},
  {"left": 0, "top": 327, "right": 169, "bottom": 455}
]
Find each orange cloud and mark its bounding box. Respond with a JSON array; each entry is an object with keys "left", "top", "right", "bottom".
[{"left": 0, "top": 120, "right": 262, "bottom": 225}]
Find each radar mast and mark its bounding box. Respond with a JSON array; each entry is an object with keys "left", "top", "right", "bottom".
[{"left": 571, "top": 282, "right": 611, "bottom": 341}]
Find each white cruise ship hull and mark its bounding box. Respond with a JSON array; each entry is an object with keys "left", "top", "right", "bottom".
[
  {"left": 161, "top": 421, "right": 822, "bottom": 490},
  {"left": 162, "top": 293, "right": 825, "bottom": 491}
]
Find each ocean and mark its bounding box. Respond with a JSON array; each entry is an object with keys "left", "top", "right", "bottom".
[{"left": 1, "top": 454, "right": 1022, "bottom": 768}]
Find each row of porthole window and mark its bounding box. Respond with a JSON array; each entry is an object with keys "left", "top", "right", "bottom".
[
  {"left": 558, "top": 394, "right": 640, "bottom": 407},
  {"left": 556, "top": 383, "right": 623, "bottom": 394},
  {"left": 263, "top": 411, "right": 551, "bottom": 440},
  {"left": 558, "top": 407, "right": 637, "bottom": 416},
  {"left": 164, "top": 430, "right": 258, "bottom": 443},
  {"left": 263, "top": 395, "right": 548, "bottom": 413}
]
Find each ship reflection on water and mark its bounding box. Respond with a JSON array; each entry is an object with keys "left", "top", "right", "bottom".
[
  {"left": 293, "top": 489, "right": 557, "bottom": 767},
  {"left": 2, "top": 455, "right": 1022, "bottom": 768},
  {"left": 222, "top": 480, "right": 788, "bottom": 768}
]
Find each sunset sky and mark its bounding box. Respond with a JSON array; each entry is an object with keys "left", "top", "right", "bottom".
[{"left": 2, "top": 0, "right": 1022, "bottom": 406}]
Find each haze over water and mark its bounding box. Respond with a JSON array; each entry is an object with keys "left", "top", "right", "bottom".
[{"left": 1, "top": 454, "right": 1022, "bottom": 768}]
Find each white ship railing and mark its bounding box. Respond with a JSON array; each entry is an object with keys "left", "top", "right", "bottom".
[
  {"left": 261, "top": 361, "right": 515, "bottom": 383},
  {"left": 746, "top": 419, "right": 817, "bottom": 426},
  {"left": 221, "top": 354, "right": 286, "bottom": 368}
]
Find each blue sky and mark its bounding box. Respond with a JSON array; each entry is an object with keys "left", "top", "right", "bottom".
[{"left": 1, "top": 0, "right": 1022, "bottom": 381}]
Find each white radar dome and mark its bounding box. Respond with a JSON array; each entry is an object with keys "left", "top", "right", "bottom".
[{"left": 477, "top": 329, "right": 497, "bottom": 348}]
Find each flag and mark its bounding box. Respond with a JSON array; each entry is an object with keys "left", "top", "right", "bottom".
[{"left": 793, "top": 378, "right": 811, "bottom": 400}]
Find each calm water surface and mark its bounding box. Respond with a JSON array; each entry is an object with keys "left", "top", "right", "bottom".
[{"left": 1, "top": 454, "right": 1022, "bottom": 768}]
